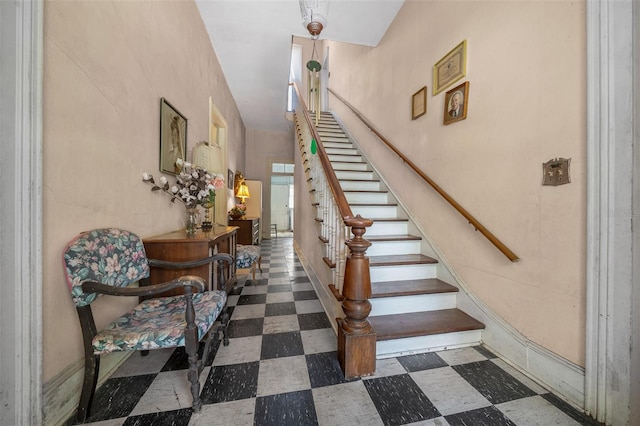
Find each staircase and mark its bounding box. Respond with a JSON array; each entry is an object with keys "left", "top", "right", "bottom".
[{"left": 314, "top": 111, "right": 485, "bottom": 358}]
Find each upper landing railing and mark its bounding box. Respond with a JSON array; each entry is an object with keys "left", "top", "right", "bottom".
[{"left": 328, "top": 88, "right": 520, "bottom": 263}]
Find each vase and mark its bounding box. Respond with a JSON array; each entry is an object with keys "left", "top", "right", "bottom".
[
  {"left": 201, "top": 202, "right": 214, "bottom": 231},
  {"left": 185, "top": 207, "right": 199, "bottom": 235}
]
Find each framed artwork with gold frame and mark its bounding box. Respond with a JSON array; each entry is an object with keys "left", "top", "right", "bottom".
[
  {"left": 433, "top": 40, "right": 467, "bottom": 95},
  {"left": 443, "top": 81, "right": 469, "bottom": 125},
  {"left": 411, "top": 86, "right": 427, "bottom": 120}
]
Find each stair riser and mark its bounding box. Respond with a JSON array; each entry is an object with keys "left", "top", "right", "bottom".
[
  {"left": 339, "top": 181, "right": 381, "bottom": 192},
  {"left": 336, "top": 169, "right": 376, "bottom": 180},
  {"left": 367, "top": 222, "right": 409, "bottom": 236},
  {"left": 328, "top": 154, "right": 363, "bottom": 163},
  {"left": 321, "top": 139, "right": 351, "bottom": 146},
  {"left": 370, "top": 264, "right": 437, "bottom": 281},
  {"left": 351, "top": 205, "right": 400, "bottom": 218},
  {"left": 376, "top": 330, "right": 483, "bottom": 358},
  {"left": 367, "top": 240, "right": 421, "bottom": 256},
  {"left": 370, "top": 293, "right": 457, "bottom": 316},
  {"left": 324, "top": 142, "right": 354, "bottom": 149},
  {"left": 326, "top": 148, "right": 359, "bottom": 156},
  {"left": 332, "top": 162, "right": 370, "bottom": 171},
  {"left": 345, "top": 192, "right": 389, "bottom": 204}
]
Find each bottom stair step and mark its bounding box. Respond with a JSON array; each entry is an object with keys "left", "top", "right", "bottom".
[{"left": 370, "top": 309, "right": 484, "bottom": 341}]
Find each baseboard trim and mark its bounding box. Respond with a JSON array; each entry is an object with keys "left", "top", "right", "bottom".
[
  {"left": 457, "top": 294, "right": 585, "bottom": 409},
  {"left": 43, "top": 352, "right": 131, "bottom": 426}
]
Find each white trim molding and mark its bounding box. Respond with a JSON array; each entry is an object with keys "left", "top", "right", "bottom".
[
  {"left": 0, "top": 1, "right": 44, "bottom": 425},
  {"left": 586, "top": 0, "right": 637, "bottom": 424}
]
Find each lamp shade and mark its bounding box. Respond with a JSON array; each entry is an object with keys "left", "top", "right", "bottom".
[
  {"left": 236, "top": 183, "right": 251, "bottom": 200},
  {"left": 299, "top": 0, "right": 328, "bottom": 38}
]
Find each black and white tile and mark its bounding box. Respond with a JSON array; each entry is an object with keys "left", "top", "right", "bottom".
[{"left": 68, "top": 237, "right": 601, "bottom": 426}]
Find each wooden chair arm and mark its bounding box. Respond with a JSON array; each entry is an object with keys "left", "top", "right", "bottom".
[
  {"left": 81, "top": 275, "right": 206, "bottom": 297},
  {"left": 147, "top": 253, "right": 234, "bottom": 269}
]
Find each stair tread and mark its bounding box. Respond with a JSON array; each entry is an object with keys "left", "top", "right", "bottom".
[
  {"left": 367, "top": 234, "right": 421, "bottom": 241},
  {"left": 333, "top": 164, "right": 368, "bottom": 167},
  {"left": 371, "top": 278, "right": 458, "bottom": 298},
  {"left": 350, "top": 202, "right": 397, "bottom": 206},
  {"left": 369, "top": 254, "right": 438, "bottom": 266},
  {"left": 343, "top": 190, "right": 386, "bottom": 193},
  {"left": 368, "top": 217, "right": 408, "bottom": 222},
  {"left": 370, "top": 309, "right": 485, "bottom": 341}
]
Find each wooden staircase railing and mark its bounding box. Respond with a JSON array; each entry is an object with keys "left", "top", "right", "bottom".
[
  {"left": 292, "top": 82, "right": 377, "bottom": 378},
  {"left": 328, "top": 88, "right": 520, "bottom": 262}
]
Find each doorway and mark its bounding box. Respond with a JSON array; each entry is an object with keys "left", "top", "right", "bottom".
[{"left": 270, "top": 162, "right": 295, "bottom": 236}]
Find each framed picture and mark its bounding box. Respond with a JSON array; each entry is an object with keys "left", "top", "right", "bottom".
[
  {"left": 433, "top": 40, "right": 467, "bottom": 95},
  {"left": 411, "top": 86, "right": 427, "bottom": 120},
  {"left": 227, "top": 169, "right": 234, "bottom": 190},
  {"left": 159, "top": 98, "right": 187, "bottom": 175},
  {"left": 443, "top": 81, "right": 470, "bottom": 125}
]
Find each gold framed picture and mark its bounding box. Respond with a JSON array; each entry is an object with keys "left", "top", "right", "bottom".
[
  {"left": 443, "top": 81, "right": 469, "bottom": 125},
  {"left": 411, "top": 86, "right": 427, "bottom": 120},
  {"left": 433, "top": 40, "right": 467, "bottom": 95}
]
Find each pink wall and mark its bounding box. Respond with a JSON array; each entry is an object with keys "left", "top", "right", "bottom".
[
  {"left": 319, "top": 0, "right": 587, "bottom": 365},
  {"left": 42, "top": 0, "right": 245, "bottom": 381}
]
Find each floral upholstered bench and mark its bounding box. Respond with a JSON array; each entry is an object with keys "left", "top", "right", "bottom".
[{"left": 236, "top": 244, "right": 262, "bottom": 280}]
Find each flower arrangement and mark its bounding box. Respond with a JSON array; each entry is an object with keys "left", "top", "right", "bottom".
[
  {"left": 228, "top": 203, "right": 246, "bottom": 218},
  {"left": 142, "top": 159, "right": 225, "bottom": 208}
]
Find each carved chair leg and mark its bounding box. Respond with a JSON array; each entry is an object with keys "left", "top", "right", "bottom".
[
  {"left": 185, "top": 332, "right": 202, "bottom": 413},
  {"left": 77, "top": 354, "right": 100, "bottom": 423},
  {"left": 220, "top": 307, "right": 230, "bottom": 346}
]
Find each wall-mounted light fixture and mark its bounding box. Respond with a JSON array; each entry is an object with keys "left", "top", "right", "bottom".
[{"left": 299, "top": 0, "right": 328, "bottom": 39}]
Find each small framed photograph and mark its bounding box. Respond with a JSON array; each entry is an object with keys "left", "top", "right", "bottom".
[
  {"left": 159, "top": 98, "right": 187, "bottom": 175},
  {"left": 433, "top": 40, "right": 467, "bottom": 95},
  {"left": 443, "top": 81, "right": 469, "bottom": 125},
  {"left": 227, "top": 169, "right": 234, "bottom": 190},
  {"left": 411, "top": 86, "right": 427, "bottom": 120}
]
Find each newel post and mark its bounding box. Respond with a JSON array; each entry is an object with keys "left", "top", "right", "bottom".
[{"left": 337, "top": 215, "right": 376, "bottom": 378}]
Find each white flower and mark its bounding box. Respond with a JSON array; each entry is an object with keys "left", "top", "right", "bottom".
[
  {"left": 176, "top": 158, "right": 184, "bottom": 167},
  {"left": 171, "top": 186, "right": 179, "bottom": 194},
  {"left": 184, "top": 161, "right": 192, "bottom": 168},
  {"left": 142, "top": 172, "right": 151, "bottom": 180},
  {"left": 159, "top": 176, "right": 168, "bottom": 185}
]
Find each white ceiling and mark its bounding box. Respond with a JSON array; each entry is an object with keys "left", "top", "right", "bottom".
[{"left": 196, "top": 0, "right": 404, "bottom": 132}]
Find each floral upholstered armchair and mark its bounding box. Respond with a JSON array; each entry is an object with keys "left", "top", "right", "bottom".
[{"left": 63, "top": 228, "right": 232, "bottom": 423}]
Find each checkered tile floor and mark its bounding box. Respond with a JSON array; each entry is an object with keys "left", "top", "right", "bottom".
[{"left": 69, "top": 237, "right": 600, "bottom": 426}]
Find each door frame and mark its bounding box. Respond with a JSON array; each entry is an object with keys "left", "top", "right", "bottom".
[{"left": 0, "top": 1, "right": 44, "bottom": 424}]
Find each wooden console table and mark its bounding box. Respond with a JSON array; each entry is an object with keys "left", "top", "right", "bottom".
[{"left": 143, "top": 225, "right": 238, "bottom": 295}]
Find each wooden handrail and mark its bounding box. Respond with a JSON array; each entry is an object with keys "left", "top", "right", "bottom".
[
  {"left": 328, "top": 88, "right": 520, "bottom": 262},
  {"left": 293, "top": 82, "right": 376, "bottom": 378},
  {"left": 293, "top": 83, "right": 360, "bottom": 223}
]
